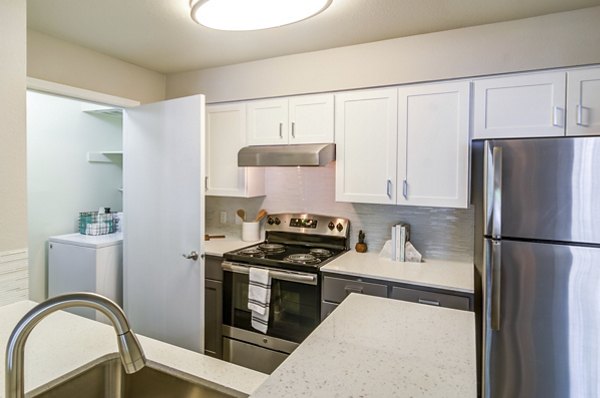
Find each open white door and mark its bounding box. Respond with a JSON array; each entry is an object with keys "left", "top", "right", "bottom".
[{"left": 123, "top": 95, "right": 205, "bottom": 352}]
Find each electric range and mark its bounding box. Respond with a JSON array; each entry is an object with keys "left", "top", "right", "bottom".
[{"left": 221, "top": 213, "right": 350, "bottom": 374}]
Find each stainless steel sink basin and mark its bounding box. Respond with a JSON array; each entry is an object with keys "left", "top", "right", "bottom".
[{"left": 32, "top": 358, "right": 240, "bottom": 398}]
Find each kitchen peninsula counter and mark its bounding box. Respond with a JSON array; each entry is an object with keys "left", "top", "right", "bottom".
[
  {"left": 250, "top": 293, "right": 477, "bottom": 398},
  {"left": 0, "top": 301, "right": 267, "bottom": 397},
  {"left": 321, "top": 251, "right": 474, "bottom": 293}
]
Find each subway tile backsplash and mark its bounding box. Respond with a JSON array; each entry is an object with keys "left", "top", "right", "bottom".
[{"left": 206, "top": 163, "right": 474, "bottom": 262}]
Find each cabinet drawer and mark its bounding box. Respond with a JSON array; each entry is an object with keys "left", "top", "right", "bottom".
[
  {"left": 390, "top": 286, "right": 470, "bottom": 311},
  {"left": 323, "top": 276, "right": 388, "bottom": 304},
  {"left": 321, "top": 301, "right": 338, "bottom": 321},
  {"left": 205, "top": 255, "right": 223, "bottom": 281}
]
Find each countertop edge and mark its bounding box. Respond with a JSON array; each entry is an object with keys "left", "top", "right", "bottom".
[{"left": 321, "top": 267, "right": 475, "bottom": 294}]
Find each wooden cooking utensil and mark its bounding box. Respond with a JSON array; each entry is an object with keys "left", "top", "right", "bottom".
[
  {"left": 236, "top": 209, "right": 246, "bottom": 222},
  {"left": 255, "top": 209, "right": 268, "bottom": 222},
  {"left": 205, "top": 234, "right": 226, "bottom": 241}
]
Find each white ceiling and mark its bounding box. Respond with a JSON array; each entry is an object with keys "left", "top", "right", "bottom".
[{"left": 27, "top": 0, "right": 600, "bottom": 74}]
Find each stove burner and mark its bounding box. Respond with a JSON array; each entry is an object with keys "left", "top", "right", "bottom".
[
  {"left": 284, "top": 253, "right": 322, "bottom": 265},
  {"left": 237, "top": 248, "right": 266, "bottom": 258},
  {"left": 309, "top": 248, "right": 332, "bottom": 258},
  {"left": 259, "top": 243, "right": 286, "bottom": 254}
]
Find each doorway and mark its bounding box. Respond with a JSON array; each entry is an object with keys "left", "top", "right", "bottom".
[{"left": 26, "top": 89, "right": 127, "bottom": 302}]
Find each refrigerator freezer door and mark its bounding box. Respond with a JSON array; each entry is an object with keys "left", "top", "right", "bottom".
[
  {"left": 484, "top": 239, "right": 600, "bottom": 398},
  {"left": 485, "top": 137, "right": 600, "bottom": 244}
]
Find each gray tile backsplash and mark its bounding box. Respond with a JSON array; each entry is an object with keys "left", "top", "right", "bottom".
[{"left": 206, "top": 163, "right": 474, "bottom": 262}]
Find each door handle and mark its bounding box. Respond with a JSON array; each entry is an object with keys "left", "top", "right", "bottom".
[
  {"left": 491, "top": 241, "right": 501, "bottom": 331},
  {"left": 402, "top": 179, "right": 408, "bottom": 199},
  {"left": 182, "top": 251, "right": 199, "bottom": 261},
  {"left": 386, "top": 179, "right": 392, "bottom": 198},
  {"left": 291, "top": 122, "right": 295, "bottom": 138},
  {"left": 279, "top": 122, "right": 283, "bottom": 138},
  {"left": 485, "top": 142, "right": 503, "bottom": 237}
]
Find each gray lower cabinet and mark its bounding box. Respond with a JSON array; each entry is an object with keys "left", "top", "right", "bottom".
[
  {"left": 321, "top": 272, "right": 473, "bottom": 320},
  {"left": 322, "top": 276, "right": 388, "bottom": 303},
  {"left": 204, "top": 255, "right": 223, "bottom": 359},
  {"left": 389, "top": 286, "right": 470, "bottom": 311}
]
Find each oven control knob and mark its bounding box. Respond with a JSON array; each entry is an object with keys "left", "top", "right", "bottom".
[
  {"left": 274, "top": 217, "right": 281, "bottom": 225},
  {"left": 267, "top": 217, "right": 274, "bottom": 225},
  {"left": 328, "top": 221, "right": 335, "bottom": 230},
  {"left": 336, "top": 223, "right": 344, "bottom": 232}
]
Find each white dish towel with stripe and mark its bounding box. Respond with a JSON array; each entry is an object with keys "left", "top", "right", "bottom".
[{"left": 248, "top": 267, "right": 271, "bottom": 334}]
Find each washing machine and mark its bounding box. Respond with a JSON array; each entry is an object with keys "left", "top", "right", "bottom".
[{"left": 48, "top": 232, "right": 123, "bottom": 322}]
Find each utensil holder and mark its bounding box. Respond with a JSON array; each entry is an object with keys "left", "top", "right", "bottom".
[{"left": 242, "top": 221, "right": 260, "bottom": 242}]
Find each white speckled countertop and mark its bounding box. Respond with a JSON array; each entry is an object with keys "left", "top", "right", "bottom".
[
  {"left": 250, "top": 294, "right": 476, "bottom": 398},
  {"left": 204, "top": 232, "right": 262, "bottom": 257},
  {"left": 0, "top": 301, "right": 267, "bottom": 398},
  {"left": 321, "top": 251, "right": 474, "bottom": 294}
]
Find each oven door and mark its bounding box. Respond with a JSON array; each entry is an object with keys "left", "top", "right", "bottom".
[{"left": 222, "top": 261, "right": 321, "bottom": 344}]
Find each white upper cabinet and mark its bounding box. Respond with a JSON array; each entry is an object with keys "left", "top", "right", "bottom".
[
  {"left": 397, "top": 81, "right": 471, "bottom": 208},
  {"left": 206, "top": 103, "right": 265, "bottom": 197},
  {"left": 288, "top": 94, "right": 334, "bottom": 144},
  {"left": 247, "top": 94, "right": 334, "bottom": 145},
  {"left": 567, "top": 67, "right": 600, "bottom": 136},
  {"left": 247, "top": 98, "right": 289, "bottom": 145},
  {"left": 473, "top": 71, "right": 566, "bottom": 139},
  {"left": 335, "top": 88, "right": 398, "bottom": 204}
]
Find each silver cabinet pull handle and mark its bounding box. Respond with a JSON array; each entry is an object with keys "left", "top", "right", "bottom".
[
  {"left": 279, "top": 122, "right": 283, "bottom": 138},
  {"left": 418, "top": 298, "right": 440, "bottom": 306},
  {"left": 204, "top": 176, "right": 208, "bottom": 192},
  {"left": 344, "top": 285, "right": 364, "bottom": 295},
  {"left": 182, "top": 251, "right": 199, "bottom": 261},
  {"left": 386, "top": 179, "right": 392, "bottom": 198},
  {"left": 291, "top": 122, "right": 295, "bottom": 138},
  {"left": 552, "top": 106, "right": 564, "bottom": 127},
  {"left": 402, "top": 180, "right": 408, "bottom": 199}
]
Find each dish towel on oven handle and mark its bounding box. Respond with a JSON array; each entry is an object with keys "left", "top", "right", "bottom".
[{"left": 248, "top": 267, "right": 271, "bottom": 334}]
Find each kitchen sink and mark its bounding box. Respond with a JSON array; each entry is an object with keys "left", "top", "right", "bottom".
[{"left": 32, "top": 358, "right": 239, "bottom": 398}]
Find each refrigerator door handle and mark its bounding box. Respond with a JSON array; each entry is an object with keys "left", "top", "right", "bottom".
[
  {"left": 484, "top": 143, "right": 502, "bottom": 238},
  {"left": 491, "top": 240, "right": 502, "bottom": 331}
]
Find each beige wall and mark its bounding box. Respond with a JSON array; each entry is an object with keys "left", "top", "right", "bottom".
[
  {"left": 166, "top": 6, "right": 600, "bottom": 103},
  {"left": 0, "top": 0, "right": 27, "bottom": 252},
  {"left": 28, "top": 30, "right": 166, "bottom": 104}
]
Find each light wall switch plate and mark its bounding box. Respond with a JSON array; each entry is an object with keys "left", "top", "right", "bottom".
[{"left": 219, "top": 211, "right": 227, "bottom": 224}]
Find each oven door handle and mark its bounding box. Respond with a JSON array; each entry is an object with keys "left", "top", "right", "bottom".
[{"left": 222, "top": 262, "right": 318, "bottom": 286}]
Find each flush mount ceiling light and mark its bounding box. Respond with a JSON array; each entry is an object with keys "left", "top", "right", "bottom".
[{"left": 189, "top": 0, "right": 332, "bottom": 31}]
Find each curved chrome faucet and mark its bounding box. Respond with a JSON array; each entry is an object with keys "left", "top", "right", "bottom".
[{"left": 5, "top": 292, "right": 146, "bottom": 398}]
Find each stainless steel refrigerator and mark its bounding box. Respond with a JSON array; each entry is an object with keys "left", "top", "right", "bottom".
[{"left": 472, "top": 137, "right": 600, "bottom": 398}]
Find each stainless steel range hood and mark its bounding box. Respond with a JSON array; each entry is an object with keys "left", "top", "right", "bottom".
[{"left": 238, "top": 143, "right": 335, "bottom": 167}]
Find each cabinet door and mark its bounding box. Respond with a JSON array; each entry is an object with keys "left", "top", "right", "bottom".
[
  {"left": 390, "top": 286, "right": 471, "bottom": 311},
  {"left": 206, "top": 103, "right": 265, "bottom": 197},
  {"left": 322, "top": 275, "right": 388, "bottom": 304},
  {"left": 567, "top": 67, "right": 600, "bottom": 136},
  {"left": 289, "top": 94, "right": 334, "bottom": 144},
  {"left": 473, "top": 72, "right": 566, "bottom": 139},
  {"left": 397, "top": 81, "right": 470, "bottom": 208},
  {"left": 204, "top": 279, "right": 223, "bottom": 359},
  {"left": 335, "top": 88, "right": 398, "bottom": 204},
  {"left": 247, "top": 98, "right": 289, "bottom": 145}
]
